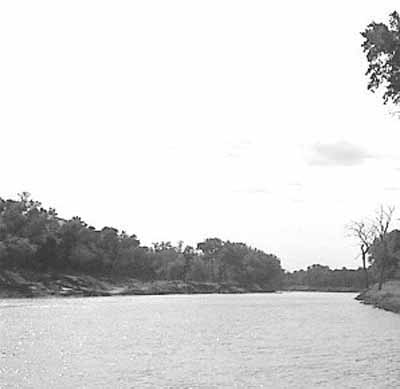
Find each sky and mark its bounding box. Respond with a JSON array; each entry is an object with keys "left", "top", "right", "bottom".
[{"left": 1, "top": 1, "right": 400, "bottom": 270}]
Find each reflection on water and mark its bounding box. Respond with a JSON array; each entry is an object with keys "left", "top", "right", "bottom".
[{"left": 1, "top": 292, "right": 400, "bottom": 388}]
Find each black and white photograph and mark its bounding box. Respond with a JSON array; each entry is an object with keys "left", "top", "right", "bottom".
[{"left": 2, "top": 1, "right": 400, "bottom": 388}]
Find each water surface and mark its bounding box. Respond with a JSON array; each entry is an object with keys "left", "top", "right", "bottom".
[{"left": 1, "top": 292, "right": 400, "bottom": 388}]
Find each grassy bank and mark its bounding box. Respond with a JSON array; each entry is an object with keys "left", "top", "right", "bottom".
[
  {"left": 0, "top": 269, "right": 276, "bottom": 298},
  {"left": 356, "top": 280, "right": 400, "bottom": 313}
]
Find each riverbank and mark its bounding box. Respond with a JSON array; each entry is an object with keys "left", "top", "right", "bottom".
[
  {"left": 283, "top": 285, "right": 361, "bottom": 293},
  {"left": 356, "top": 280, "right": 400, "bottom": 313},
  {"left": 0, "top": 269, "right": 276, "bottom": 298}
]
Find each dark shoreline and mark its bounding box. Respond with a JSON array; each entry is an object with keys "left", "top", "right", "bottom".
[
  {"left": 282, "top": 286, "right": 361, "bottom": 293},
  {"left": 0, "top": 269, "right": 370, "bottom": 299},
  {"left": 0, "top": 269, "right": 278, "bottom": 299}
]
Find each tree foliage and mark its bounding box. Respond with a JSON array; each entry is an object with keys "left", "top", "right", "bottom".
[
  {"left": 362, "top": 11, "right": 400, "bottom": 104},
  {"left": 0, "top": 193, "right": 283, "bottom": 289}
]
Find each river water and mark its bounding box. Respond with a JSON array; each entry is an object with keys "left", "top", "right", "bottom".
[{"left": 1, "top": 292, "right": 400, "bottom": 388}]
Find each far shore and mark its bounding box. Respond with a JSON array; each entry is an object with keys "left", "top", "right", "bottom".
[
  {"left": 282, "top": 285, "right": 361, "bottom": 293},
  {"left": 0, "top": 269, "right": 279, "bottom": 299},
  {"left": 0, "top": 269, "right": 368, "bottom": 299}
]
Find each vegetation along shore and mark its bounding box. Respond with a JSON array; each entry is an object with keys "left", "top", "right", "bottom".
[
  {"left": 0, "top": 193, "right": 398, "bottom": 302},
  {"left": 0, "top": 193, "right": 373, "bottom": 298},
  {"left": 356, "top": 281, "right": 400, "bottom": 314},
  {"left": 0, "top": 193, "right": 283, "bottom": 297}
]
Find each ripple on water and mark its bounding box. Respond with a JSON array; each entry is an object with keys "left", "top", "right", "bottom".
[{"left": 1, "top": 292, "right": 400, "bottom": 388}]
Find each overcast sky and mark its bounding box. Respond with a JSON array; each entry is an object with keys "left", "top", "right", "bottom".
[{"left": 2, "top": 1, "right": 400, "bottom": 270}]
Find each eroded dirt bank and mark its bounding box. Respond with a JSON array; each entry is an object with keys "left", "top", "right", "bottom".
[{"left": 0, "top": 269, "right": 276, "bottom": 298}]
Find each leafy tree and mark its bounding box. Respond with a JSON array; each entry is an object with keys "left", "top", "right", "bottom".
[
  {"left": 197, "top": 238, "right": 224, "bottom": 281},
  {"left": 0, "top": 241, "right": 8, "bottom": 265},
  {"left": 219, "top": 242, "right": 247, "bottom": 281},
  {"left": 362, "top": 11, "right": 400, "bottom": 105},
  {"left": 187, "top": 257, "right": 208, "bottom": 281},
  {"left": 35, "top": 236, "right": 58, "bottom": 270},
  {"left": 369, "top": 206, "right": 395, "bottom": 290},
  {"left": 3, "top": 236, "right": 37, "bottom": 268},
  {"left": 369, "top": 227, "right": 400, "bottom": 289},
  {"left": 182, "top": 245, "right": 196, "bottom": 281}
]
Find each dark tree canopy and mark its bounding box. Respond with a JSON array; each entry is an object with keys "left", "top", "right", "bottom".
[
  {"left": 0, "top": 193, "right": 283, "bottom": 289},
  {"left": 362, "top": 11, "right": 400, "bottom": 104}
]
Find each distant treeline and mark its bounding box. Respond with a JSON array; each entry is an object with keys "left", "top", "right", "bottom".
[
  {"left": 0, "top": 193, "right": 282, "bottom": 289},
  {"left": 283, "top": 265, "right": 373, "bottom": 291}
]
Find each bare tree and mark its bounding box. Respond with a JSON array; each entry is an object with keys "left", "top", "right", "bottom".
[
  {"left": 371, "top": 205, "right": 395, "bottom": 290},
  {"left": 346, "top": 220, "right": 375, "bottom": 288}
]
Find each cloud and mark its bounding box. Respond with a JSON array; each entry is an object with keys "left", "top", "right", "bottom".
[
  {"left": 384, "top": 187, "right": 400, "bottom": 191},
  {"left": 233, "top": 187, "right": 271, "bottom": 195},
  {"left": 308, "top": 141, "right": 376, "bottom": 166}
]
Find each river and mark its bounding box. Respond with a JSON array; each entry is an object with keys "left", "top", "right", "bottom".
[{"left": 1, "top": 292, "right": 400, "bottom": 388}]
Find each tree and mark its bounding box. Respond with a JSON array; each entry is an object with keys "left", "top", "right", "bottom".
[
  {"left": 305, "top": 264, "right": 330, "bottom": 288},
  {"left": 346, "top": 220, "right": 375, "bottom": 288},
  {"left": 182, "top": 245, "right": 196, "bottom": 281},
  {"left": 380, "top": 230, "right": 400, "bottom": 279},
  {"left": 219, "top": 242, "right": 247, "bottom": 282},
  {"left": 362, "top": 11, "right": 400, "bottom": 105},
  {"left": 98, "top": 227, "right": 120, "bottom": 272},
  {"left": 3, "top": 236, "right": 37, "bottom": 267},
  {"left": 197, "top": 238, "right": 224, "bottom": 281},
  {"left": 370, "top": 206, "right": 395, "bottom": 290}
]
